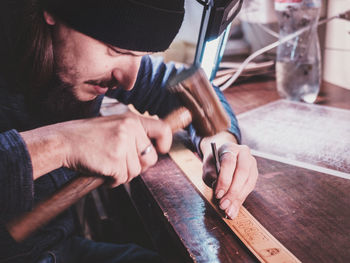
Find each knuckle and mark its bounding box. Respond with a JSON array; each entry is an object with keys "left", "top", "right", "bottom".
[
  {"left": 141, "top": 152, "right": 158, "bottom": 171},
  {"left": 129, "top": 174, "right": 137, "bottom": 181},
  {"left": 233, "top": 199, "right": 243, "bottom": 209},
  {"left": 135, "top": 164, "right": 142, "bottom": 176},
  {"left": 111, "top": 171, "right": 127, "bottom": 185},
  {"left": 251, "top": 156, "right": 257, "bottom": 166},
  {"left": 238, "top": 167, "right": 250, "bottom": 176},
  {"left": 163, "top": 122, "right": 172, "bottom": 136},
  {"left": 121, "top": 173, "right": 128, "bottom": 184},
  {"left": 115, "top": 128, "right": 129, "bottom": 141},
  {"left": 149, "top": 153, "right": 158, "bottom": 166},
  {"left": 240, "top": 145, "right": 250, "bottom": 152},
  {"left": 222, "top": 152, "right": 236, "bottom": 161},
  {"left": 227, "top": 187, "right": 240, "bottom": 198},
  {"left": 129, "top": 165, "right": 141, "bottom": 179},
  {"left": 127, "top": 173, "right": 136, "bottom": 182},
  {"left": 220, "top": 155, "right": 236, "bottom": 165},
  {"left": 112, "top": 149, "right": 124, "bottom": 161},
  {"left": 217, "top": 177, "right": 232, "bottom": 191},
  {"left": 121, "top": 115, "right": 138, "bottom": 127},
  {"left": 224, "top": 194, "right": 236, "bottom": 204}
]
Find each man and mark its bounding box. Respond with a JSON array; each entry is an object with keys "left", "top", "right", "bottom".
[{"left": 0, "top": 0, "right": 258, "bottom": 262}]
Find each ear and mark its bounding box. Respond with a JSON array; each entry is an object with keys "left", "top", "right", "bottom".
[{"left": 43, "top": 11, "right": 56, "bottom": 25}]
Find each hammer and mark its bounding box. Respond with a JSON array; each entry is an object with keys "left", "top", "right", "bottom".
[{"left": 7, "top": 66, "right": 230, "bottom": 242}]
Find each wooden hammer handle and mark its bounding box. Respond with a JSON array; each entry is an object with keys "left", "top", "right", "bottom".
[
  {"left": 7, "top": 176, "right": 105, "bottom": 242},
  {"left": 7, "top": 107, "right": 193, "bottom": 242},
  {"left": 164, "top": 106, "right": 192, "bottom": 133}
]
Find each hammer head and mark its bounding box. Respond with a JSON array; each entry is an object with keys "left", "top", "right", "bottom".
[{"left": 167, "top": 66, "right": 230, "bottom": 137}]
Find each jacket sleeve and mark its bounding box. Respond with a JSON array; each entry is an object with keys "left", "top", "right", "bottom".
[
  {"left": 106, "top": 55, "right": 241, "bottom": 153},
  {"left": 0, "top": 129, "right": 34, "bottom": 260}
]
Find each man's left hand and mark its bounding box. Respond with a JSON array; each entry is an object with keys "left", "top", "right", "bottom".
[{"left": 200, "top": 132, "right": 258, "bottom": 219}]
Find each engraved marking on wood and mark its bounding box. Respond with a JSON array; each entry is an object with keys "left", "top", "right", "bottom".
[{"left": 169, "top": 139, "right": 301, "bottom": 263}]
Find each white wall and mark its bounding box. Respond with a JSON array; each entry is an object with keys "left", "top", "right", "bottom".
[{"left": 323, "top": 0, "right": 350, "bottom": 89}]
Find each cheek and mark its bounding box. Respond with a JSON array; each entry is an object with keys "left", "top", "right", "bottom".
[
  {"left": 72, "top": 83, "right": 98, "bottom": 101},
  {"left": 85, "top": 53, "right": 111, "bottom": 71},
  {"left": 52, "top": 25, "right": 114, "bottom": 85},
  {"left": 73, "top": 59, "right": 110, "bottom": 83},
  {"left": 113, "top": 58, "right": 142, "bottom": 90},
  {"left": 64, "top": 43, "right": 111, "bottom": 84}
]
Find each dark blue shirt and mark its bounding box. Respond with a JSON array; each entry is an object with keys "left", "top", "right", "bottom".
[{"left": 0, "top": 55, "right": 240, "bottom": 262}]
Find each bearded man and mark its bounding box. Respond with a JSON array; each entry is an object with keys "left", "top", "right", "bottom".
[{"left": 0, "top": 0, "right": 258, "bottom": 262}]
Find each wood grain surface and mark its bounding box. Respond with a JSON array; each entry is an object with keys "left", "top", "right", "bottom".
[
  {"left": 129, "top": 156, "right": 257, "bottom": 263},
  {"left": 168, "top": 140, "right": 301, "bottom": 263},
  {"left": 127, "top": 80, "right": 350, "bottom": 262},
  {"left": 223, "top": 79, "right": 350, "bottom": 114},
  {"left": 247, "top": 157, "right": 350, "bottom": 263},
  {"left": 131, "top": 148, "right": 350, "bottom": 262}
]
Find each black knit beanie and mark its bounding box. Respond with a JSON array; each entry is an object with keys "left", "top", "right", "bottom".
[{"left": 44, "top": 0, "right": 185, "bottom": 52}]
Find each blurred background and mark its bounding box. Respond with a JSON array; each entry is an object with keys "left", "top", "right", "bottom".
[{"left": 158, "top": 0, "right": 350, "bottom": 90}]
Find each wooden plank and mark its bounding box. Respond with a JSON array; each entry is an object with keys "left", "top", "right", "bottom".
[
  {"left": 223, "top": 80, "right": 350, "bottom": 115},
  {"left": 247, "top": 156, "right": 350, "bottom": 263},
  {"left": 126, "top": 80, "right": 350, "bottom": 262},
  {"left": 169, "top": 139, "right": 301, "bottom": 263},
  {"left": 133, "top": 154, "right": 257, "bottom": 262}
]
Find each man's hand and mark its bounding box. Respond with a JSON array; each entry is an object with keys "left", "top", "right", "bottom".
[
  {"left": 21, "top": 112, "right": 172, "bottom": 187},
  {"left": 200, "top": 132, "right": 258, "bottom": 219}
]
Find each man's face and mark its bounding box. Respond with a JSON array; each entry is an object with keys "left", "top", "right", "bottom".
[{"left": 47, "top": 13, "right": 149, "bottom": 102}]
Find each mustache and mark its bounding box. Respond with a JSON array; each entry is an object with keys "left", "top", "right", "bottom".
[{"left": 85, "top": 78, "right": 119, "bottom": 89}]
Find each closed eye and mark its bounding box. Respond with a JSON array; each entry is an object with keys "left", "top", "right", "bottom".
[{"left": 107, "top": 45, "right": 140, "bottom": 57}]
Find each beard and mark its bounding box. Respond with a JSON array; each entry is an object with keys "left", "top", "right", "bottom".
[{"left": 28, "top": 73, "right": 101, "bottom": 124}]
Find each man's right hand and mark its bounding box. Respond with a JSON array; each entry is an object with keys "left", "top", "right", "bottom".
[{"left": 20, "top": 112, "right": 172, "bottom": 186}]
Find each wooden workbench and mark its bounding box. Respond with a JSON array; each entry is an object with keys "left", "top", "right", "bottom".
[{"left": 125, "top": 79, "right": 350, "bottom": 262}]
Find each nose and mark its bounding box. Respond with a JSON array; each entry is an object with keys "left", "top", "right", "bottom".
[{"left": 112, "top": 55, "right": 142, "bottom": 91}]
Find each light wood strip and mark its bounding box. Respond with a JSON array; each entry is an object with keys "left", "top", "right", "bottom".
[{"left": 169, "top": 139, "right": 301, "bottom": 263}]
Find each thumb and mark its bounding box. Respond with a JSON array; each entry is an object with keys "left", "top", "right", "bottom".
[
  {"left": 202, "top": 155, "right": 218, "bottom": 188},
  {"left": 139, "top": 117, "right": 172, "bottom": 154}
]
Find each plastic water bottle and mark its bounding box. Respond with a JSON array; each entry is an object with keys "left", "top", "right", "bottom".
[{"left": 274, "top": 0, "right": 322, "bottom": 103}]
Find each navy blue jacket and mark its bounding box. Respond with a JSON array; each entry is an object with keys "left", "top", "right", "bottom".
[{"left": 0, "top": 55, "right": 240, "bottom": 262}]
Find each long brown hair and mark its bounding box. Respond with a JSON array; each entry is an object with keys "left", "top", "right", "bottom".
[{"left": 1, "top": 0, "right": 54, "bottom": 93}]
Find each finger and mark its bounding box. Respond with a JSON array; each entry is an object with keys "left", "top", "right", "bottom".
[
  {"left": 225, "top": 202, "right": 240, "bottom": 219},
  {"left": 126, "top": 141, "right": 142, "bottom": 181},
  {"left": 139, "top": 145, "right": 158, "bottom": 172},
  {"left": 218, "top": 149, "right": 249, "bottom": 211},
  {"left": 225, "top": 164, "right": 257, "bottom": 219},
  {"left": 221, "top": 148, "right": 251, "bottom": 203},
  {"left": 215, "top": 150, "right": 237, "bottom": 199},
  {"left": 135, "top": 131, "right": 158, "bottom": 172},
  {"left": 223, "top": 155, "right": 256, "bottom": 219},
  {"left": 140, "top": 144, "right": 152, "bottom": 156},
  {"left": 139, "top": 117, "right": 172, "bottom": 154},
  {"left": 234, "top": 157, "right": 258, "bottom": 203},
  {"left": 231, "top": 149, "right": 251, "bottom": 191},
  {"left": 108, "top": 153, "right": 128, "bottom": 188},
  {"left": 225, "top": 179, "right": 252, "bottom": 219}
]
